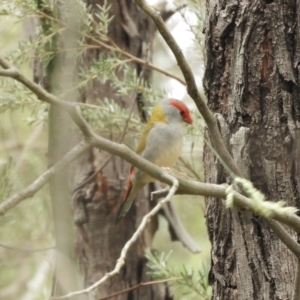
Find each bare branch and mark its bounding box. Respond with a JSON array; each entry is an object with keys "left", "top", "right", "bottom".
[
  {"left": 0, "top": 141, "right": 90, "bottom": 216},
  {"left": 0, "top": 57, "right": 10, "bottom": 69},
  {"left": 51, "top": 173, "right": 179, "bottom": 299},
  {"left": 265, "top": 219, "right": 300, "bottom": 257},
  {"left": 0, "top": 68, "right": 18, "bottom": 77},
  {"left": 134, "top": 0, "right": 242, "bottom": 178}
]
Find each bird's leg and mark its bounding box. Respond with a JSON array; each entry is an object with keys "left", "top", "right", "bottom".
[
  {"left": 174, "top": 171, "right": 188, "bottom": 178},
  {"left": 161, "top": 167, "right": 171, "bottom": 172},
  {"left": 151, "top": 188, "right": 169, "bottom": 201}
]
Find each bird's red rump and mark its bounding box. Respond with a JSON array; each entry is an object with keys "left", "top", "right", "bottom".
[
  {"left": 122, "top": 168, "right": 135, "bottom": 202},
  {"left": 169, "top": 99, "right": 193, "bottom": 125}
]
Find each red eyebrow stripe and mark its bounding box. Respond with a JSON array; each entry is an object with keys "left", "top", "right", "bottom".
[{"left": 169, "top": 99, "right": 188, "bottom": 111}]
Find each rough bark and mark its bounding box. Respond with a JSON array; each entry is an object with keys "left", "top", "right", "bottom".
[
  {"left": 204, "top": 0, "right": 300, "bottom": 299},
  {"left": 71, "top": 1, "right": 171, "bottom": 299}
]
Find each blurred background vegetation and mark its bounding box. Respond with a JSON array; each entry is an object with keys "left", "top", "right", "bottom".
[{"left": 0, "top": 1, "right": 210, "bottom": 299}]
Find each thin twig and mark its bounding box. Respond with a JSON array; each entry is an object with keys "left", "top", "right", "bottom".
[
  {"left": 0, "top": 242, "right": 55, "bottom": 253},
  {"left": 97, "top": 277, "right": 180, "bottom": 300},
  {"left": 0, "top": 141, "right": 90, "bottom": 215},
  {"left": 178, "top": 156, "right": 202, "bottom": 181},
  {"left": 51, "top": 173, "right": 179, "bottom": 299},
  {"left": 75, "top": 102, "right": 140, "bottom": 125},
  {"left": 99, "top": 37, "right": 186, "bottom": 85}
]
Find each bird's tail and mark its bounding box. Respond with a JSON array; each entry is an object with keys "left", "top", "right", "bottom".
[
  {"left": 115, "top": 169, "right": 140, "bottom": 223},
  {"left": 115, "top": 193, "right": 135, "bottom": 223}
]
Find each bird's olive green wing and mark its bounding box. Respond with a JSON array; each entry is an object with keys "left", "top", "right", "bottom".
[
  {"left": 135, "top": 122, "right": 153, "bottom": 155},
  {"left": 135, "top": 104, "right": 166, "bottom": 155}
]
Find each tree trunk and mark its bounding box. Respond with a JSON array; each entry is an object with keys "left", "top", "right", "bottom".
[
  {"left": 204, "top": 0, "right": 300, "bottom": 299},
  {"left": 72, "top": 1, "right": 171, "bottom": 299},
  {"left": 35, "top": 2, "right": 83, "bottom": 297}
]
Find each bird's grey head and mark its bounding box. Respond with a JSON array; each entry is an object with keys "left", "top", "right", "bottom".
[{"left": 162, "top": 98, "right": 193, "bottom": 125}]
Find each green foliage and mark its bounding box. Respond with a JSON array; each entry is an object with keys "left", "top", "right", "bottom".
[
  {"left": 78, "top": 98, "right": 141, "bottom": 136},
  {"left": 1, "top": 0, "right": 37, "bottom": 14},
  {"left": 145, "top": 249, "right": 211, "bottom": 300},
  {"left": 0, "top": 79, "right": 45, "bottom": 114},
  {"left": 0, "top": 157, "right": 14, "bottom": 201}
]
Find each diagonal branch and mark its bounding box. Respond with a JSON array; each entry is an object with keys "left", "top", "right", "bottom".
[
  {"left": 0, "top": 68, "right": 19, "bottom": 76},
  {"left": 51, "top": 172, "right": 179, "bottom": 299},
  {"left": 0, "top": 141, "right": 90, "bottom": 216},
  {"left": 133, "top": 0, "right": 242, "bottom": 178},
  {"left": 265, "top": 219, "right": 300, "bottom": 257}
]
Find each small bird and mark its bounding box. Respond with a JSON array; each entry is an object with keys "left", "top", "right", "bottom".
[{"left": 116, "top": 98, "right": 193, "bottom": 222}]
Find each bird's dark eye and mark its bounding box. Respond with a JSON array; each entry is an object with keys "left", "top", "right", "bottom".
[{"left": 180, "top": 110, "right": 185, "bottom": 117}]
